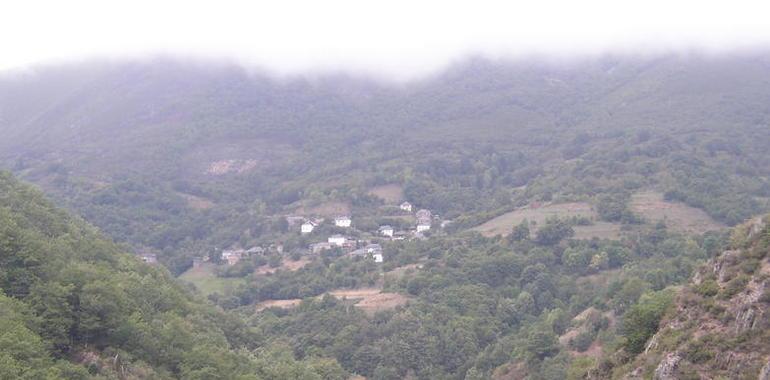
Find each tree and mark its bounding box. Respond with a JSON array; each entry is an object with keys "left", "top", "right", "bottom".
[
  {"left": 535, "top": 218, "right": 574, "bottom": 245},
  {"left": 524, "top": 327, "right": 559, "bottom": 360},
  {"left": 510, "top": 220, "right": 530, "bottom": 241},
  {"left": 622, "top": 290, "right": 674, "bottom": 354}
]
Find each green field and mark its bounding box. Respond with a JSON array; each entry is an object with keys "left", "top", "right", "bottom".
[{"left": 178, "top": 263, "right": 245, "bottom": 296}]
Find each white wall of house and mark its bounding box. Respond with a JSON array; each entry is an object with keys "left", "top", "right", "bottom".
[
  {"left": 416, "top": 223, "right": 431, "bottom": 232},
  {"left": 335, "top": 218, "right": 351, "bottom": 227},
  {"left": 328, "top": 236, "right": 346, "bottom": 246},
  {"left": 301, "top": 223, "right": 315, "bottom": 234}
]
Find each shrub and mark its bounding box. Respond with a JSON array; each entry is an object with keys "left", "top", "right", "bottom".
[
  {"left": 570, "top": 330, "right": 596, "bottom": 352},
  {"left": 719, "top": 274, "right": 750, "bottom": 299},
  {"left": 695, "top": 279, "right": 719, "bottom": 297}
]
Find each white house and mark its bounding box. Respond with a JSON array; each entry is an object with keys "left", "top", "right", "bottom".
[
  {"left": 416, "top": 222, "right": 431, "bottom": 232},
  {"left": 301, "top": 220, "right": 316, "bottom": 234},
  {"left": 221, "top": 249, "right": 244, "bottom": 265},
  {"left": 378, "top": 225, "right": 394, "bottom": 237},
  {"left": 334, "top": 216, "right": 352, "bottom": 228},
  {"left": 328, "top": 234, "right": 347, "bottom": 246},
  {"left": 399, "top": 201, "right": 413, "bottom": 212},
  {"left": 349, "top": 244, "right": 384, "bottom": 263},
  {"left": 139, "top": 253, "right": 158, "bottom": 264}
]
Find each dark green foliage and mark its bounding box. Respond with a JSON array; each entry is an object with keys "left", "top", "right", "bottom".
[
  {"left": 0, "top": 172, "right": 340, "bottom": 378},
  {"left": 719, "top": 274, "right": 750, "bottom": 299},
  {"left": 622, "top": 289, "right": 675, "bottom": 354},
  {"left": 535, "top": 218, "right": 574, "bottom": 245},
  {"left": 695, "top": 279, "right": 720, "bottom": 297}
]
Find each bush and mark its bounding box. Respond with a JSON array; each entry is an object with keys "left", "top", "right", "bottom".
[
  {"left": 622, "top": 290, "right": 674, "bottom": 354},
  {"left": 569, "top": 330, "right": 595, "bottom": 352},
  {"left": 719, "top": 274, "right": 750, "bottom": 299},
  {"left": 695, "top": 279, "right": 719, "bottom": 297}
]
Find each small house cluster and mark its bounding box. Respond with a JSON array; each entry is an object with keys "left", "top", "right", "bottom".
[
  {"left": 138, "top": 253, "right": 158, "bottom": 264},
  {"left": 220, "top": 246, "right": 267, "bottom": 266},
  {"left": 246, "top": 201, "right": 447, "bottom": 268},
  {"left": 349, "top": 243, "right": 383, "bottom": 263}
]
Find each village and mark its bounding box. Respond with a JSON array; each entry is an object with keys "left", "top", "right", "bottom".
[{"left": 210, "top": 200, "right": 446, "bottom": 267}]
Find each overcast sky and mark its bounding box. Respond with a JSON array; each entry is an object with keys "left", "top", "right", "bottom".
[{"left": 2, "top": 0, "right": 770, "bottom": 80}]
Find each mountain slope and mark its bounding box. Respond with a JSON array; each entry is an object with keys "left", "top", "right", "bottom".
[
  {"left": 1, "top": 54, "right": 769, "bottom": 273},
  {"left": 594, "top": 216, "right": 770, "bottom": 379},
  {"left": 0, "top": 171, "right": 345, "bottom": 379}
]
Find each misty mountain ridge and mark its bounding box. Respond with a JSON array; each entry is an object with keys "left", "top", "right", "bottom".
[{"left": 1, "top": 52, "right": 770, "bottom": 379}]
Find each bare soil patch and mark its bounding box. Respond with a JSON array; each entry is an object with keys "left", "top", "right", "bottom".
[
  {"left": 255, "top": 299, "right": 303, "bottom": 312},
  {"left": 295, "top": 201, "right": 351, "bottom": 217},
  {"left": 255, "top": 287, "right": 409, "bottom": 315},
  {"left": 573, "top": 221, "right": 622, "bottom": 240},
  {"left": 206, "top": 159, "right": 258, "bottom": 175},
  {"left": 470, "top": 202, "right": 597, "bottom": 237},
  {"left": 178, "top": 192, "right": 214, "bottom": 210},
  {"left": 367, "top": 184, "right": 404, "bottom": 204},
  {"left": 630, "top": 191, "right": 725, "bottom": 234},
  {"left": 384, "top": 263, "right": 423, "bottom": 280},
  {"left": 254, "top": 258, "right": 311, "bottom": 275},
  {"left": 328, "top": 288, "right": 409, "bottom": 316}
]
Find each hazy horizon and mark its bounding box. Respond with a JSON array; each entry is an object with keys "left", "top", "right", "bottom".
[{"left": 4, "top": 0, "right": 770, "bottom": 81}]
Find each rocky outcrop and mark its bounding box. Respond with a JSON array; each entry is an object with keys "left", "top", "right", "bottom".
[
  {"left": 615, "top": 216, "right": 770, "bottom": 380},
  {"left": 652, "top": 353, "right": 681, "bottom": 380},
  {"left": 759, "top": 360, "right": 770, "bottom": 380}
]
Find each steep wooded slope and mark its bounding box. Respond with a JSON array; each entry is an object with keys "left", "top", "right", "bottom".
[
  {"left": 0, "top": 171, "right": 345, "bottom": 379},
  {"left": 593, "top": 216, "right": 770, "bottom": 379}
]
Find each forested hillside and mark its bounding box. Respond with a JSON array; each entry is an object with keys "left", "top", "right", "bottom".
[
  {"left": 1, "top": 54, "right": 769, "bottom": 273},
  {"left": 1, "top": 54, "right": 770, "bottom": 379},
  {"left": 0, "top": 172, "right": 346, "bottom": 379},
  {"left": 598, "top": 216, "right": 770, "bottom": 380}
]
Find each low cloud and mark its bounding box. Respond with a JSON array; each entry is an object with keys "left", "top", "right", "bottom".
[{"left": 3, "top": 0, "right": 770, "bottom": 80}]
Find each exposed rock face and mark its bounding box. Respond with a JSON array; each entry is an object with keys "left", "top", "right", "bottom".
[
  {"left": 734, "top": 305, "right": 759, "bottom": 333},
  {"left": 614, "top": 216, "right": 770, "bottom": 380},
  {"left": 759, "top": 360, "right": 770, "bottom": 380},
  {"left": 652, "top": 353, "right": 681, "bottom": 380},
  {"left": 713, "top": 250, "right": 739, "bottom": 282}
]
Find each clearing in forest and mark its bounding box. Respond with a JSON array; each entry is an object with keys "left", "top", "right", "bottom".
[
  {"left": 295, "top": 201, "right": 351, "bottom": 217},
  {"left": 328, "top": 288, "right": 409, "bottom": 316},
  {"left": 255, "top": 299, "right": 303, "bottom": 312},
  {"left": 177, "top": 192, "right": 215, "bottom": 210},
  {"left": 367, "top": 184, "right": 404, "bottom": 204},
  {"left": 630, "top": 191, "right": 725, "bottom": 234},
  {"left": 179, "top": 263, "right": 245, "bottom": 296},
  {"left": 255, "top": 287, "right": 409, "bottom": 315},
  {"left": 254, "top": 258, "right": 311, "bottom": 275},
  {"left": 471, "top": 202, "right": 621, "bottom": 239},
  {"left": 572, "top": 221, "right": 623, "bottom": 240}
]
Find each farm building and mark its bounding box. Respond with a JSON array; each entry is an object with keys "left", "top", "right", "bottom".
[
  {"left": 378, "top": 225, "right": 394, "bottom": 237},
  {"left": 301, "top": 220, "right": 316, "bottom": 234},
  {"left": 416, "top": 222, "right": 431, "bottom": 232},
  {"left": 221, "top": 249, "right": 244, "bottom": 265},
  {"left": 138, "top": 253, "right": 158, "bottom": 264},
  {"left": 349, "top": 243, "right": 384, "bottom": 263},
  {"left": 400, "top": 201, "right": 413, "bottom": 212},
  {"left": 246, "top": 246, "right": 264, "bottom": 255},
  {"left": 334, "top": 216, "right": 352, "bottom": 227},
  {"left": 328, "top": 234, "right": 348, "bottom": 246}
]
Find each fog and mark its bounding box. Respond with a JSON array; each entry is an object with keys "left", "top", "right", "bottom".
[{"left": 3, "top": 0, "right": 770, "bottom": 80}]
